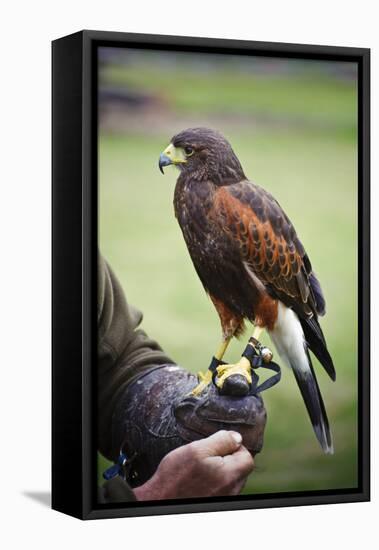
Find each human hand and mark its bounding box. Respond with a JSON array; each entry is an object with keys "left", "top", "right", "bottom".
[{"left": 133, "top": 430, "right": 254, "bottom": 501}]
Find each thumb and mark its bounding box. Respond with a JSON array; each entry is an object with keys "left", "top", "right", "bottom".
[{"left": 196, "top": 430, "right": 243, "bottom": 457}]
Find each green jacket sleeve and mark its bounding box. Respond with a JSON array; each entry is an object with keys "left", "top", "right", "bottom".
[{"left": 98, "top": 254, "right": 174, "bottom": 462}]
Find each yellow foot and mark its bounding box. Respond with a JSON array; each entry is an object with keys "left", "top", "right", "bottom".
[
  {"left": 191, "top": 369, "right": 213, "bottom": 396},
  {"left": 215, "top": 357, "right": 252, "bottom": 390}
]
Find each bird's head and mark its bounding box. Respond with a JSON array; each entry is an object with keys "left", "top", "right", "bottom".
[{"left": 158, "top": 127, "right": 246, "bottom": 185}]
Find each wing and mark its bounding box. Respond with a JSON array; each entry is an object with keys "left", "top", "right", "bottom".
[
  {"left": 211, "top": 180, "right": 325, "bottom": 320},
  {"left": 211, "top": 180, "right": 335, "bottom": 381}
]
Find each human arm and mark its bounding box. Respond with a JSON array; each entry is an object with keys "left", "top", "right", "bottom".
[{"left": 97, "top": 255, "right": 264, "bottom": 502}]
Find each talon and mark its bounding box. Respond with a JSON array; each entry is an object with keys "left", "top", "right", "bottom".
[
  {"left": 190, "top": 369, "right": 213, "bottom": 396},
  {"left": 215, "top": 357, "right": 252, "bottom": 396}
]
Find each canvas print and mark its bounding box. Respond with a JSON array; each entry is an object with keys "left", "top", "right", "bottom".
[{"left": 97, "top": 46, "right": 358, "bottom": 503}]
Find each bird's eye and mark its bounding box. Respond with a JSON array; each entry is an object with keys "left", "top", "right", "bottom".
[{"left": 184, "top": 146, "right": 194, "bottom": 156}]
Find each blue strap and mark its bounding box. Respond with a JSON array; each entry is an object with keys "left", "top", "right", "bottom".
[
  {"left": 254, "top": 361, "right": 281, "bottom": 394},
  {"left": 103, "top": 452, "right": 129, "bottom": 481}
]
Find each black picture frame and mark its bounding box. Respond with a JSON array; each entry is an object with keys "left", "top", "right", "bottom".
[{"left": 52, "top": 30, "right": 370, "bottom": 520}]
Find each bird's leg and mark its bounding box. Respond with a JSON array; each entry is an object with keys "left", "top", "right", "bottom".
[
  {"left": 215, "top": 326, "right": 268, "bottom": 396},
  {"left": 191, "top": 337, "right": 232, "bottom": 396},
  {"left": 190, "top": 327, "right": 272, "bottom": 397},
  {"left": 215, "top": 338, "right": 232, "bottom": 361},
  {"left": 252, "top": 326, "right": 263, "bottom": 341}
]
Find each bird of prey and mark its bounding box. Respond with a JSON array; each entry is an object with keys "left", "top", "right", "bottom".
[{"left": 159, "top": 127, "right": 335, "bottom": 454}]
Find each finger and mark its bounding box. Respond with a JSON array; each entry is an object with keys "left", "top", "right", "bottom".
[
  {"left": 222, "top": 445, "right": 255, "bottom": 478},
  {"left": 193, "top": 430, "right": 243, "bottom": 458},
  {"left": 229, "top": 476, "right": 249, "bottom": 496},
  {"left": 213, "top": 473, "right": 250, "bottom": 498}
]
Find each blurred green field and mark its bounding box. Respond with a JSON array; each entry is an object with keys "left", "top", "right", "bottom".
[
  {"left": 103, "top": 55, "right": 356, "bottom": 132},
  {"left": 98, "top": 51, "right": 358, "bottom": 495}
]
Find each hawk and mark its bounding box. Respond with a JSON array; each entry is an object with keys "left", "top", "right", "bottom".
[{"left": 159, "top": 127, "right": 335, "bottom": 454}]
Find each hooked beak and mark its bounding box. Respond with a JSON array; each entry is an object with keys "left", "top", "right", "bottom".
[
  {"left": 158, "top": 143, "right": 187, "bottom": 174},
  {"left": 159, "top": 153, "right": 172, "bottom": 174}
]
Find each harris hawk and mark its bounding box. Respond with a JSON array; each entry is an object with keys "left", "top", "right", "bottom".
[{"left": 159, "top": 127, "right": 335, "bottom": 454}]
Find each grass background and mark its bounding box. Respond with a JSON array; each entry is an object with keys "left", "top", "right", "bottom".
[{"left": 98, "top": 49, "right": 358, "bottom": 494}]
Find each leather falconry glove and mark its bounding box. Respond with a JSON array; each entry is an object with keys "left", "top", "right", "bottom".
[{"left": 107, "top": 363, "right": 271, "bottom": 487}]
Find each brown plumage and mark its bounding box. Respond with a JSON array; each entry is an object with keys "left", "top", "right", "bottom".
[
  {"left": 160, "top": 127, "right": 335, "bottom": 453},
  {"left": 171, "top": 129, "right": 322, "bottom": 332}
]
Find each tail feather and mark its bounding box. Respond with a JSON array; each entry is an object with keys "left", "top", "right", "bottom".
[
  {"left": 291, "top": 349, "right": 333, "bottom": 454},
  {"left": 269, "top": 302, "right": 334, "bottom": 454}
]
